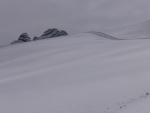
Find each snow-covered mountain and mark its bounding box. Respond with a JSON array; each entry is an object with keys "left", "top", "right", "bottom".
[
  {"left": 105, "top": 20, "right": 150, "bottom": 39},
  {"left": 1, "top": 22, "right": 150, "bottom": 113}
]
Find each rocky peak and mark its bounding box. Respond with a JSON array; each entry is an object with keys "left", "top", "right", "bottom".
[
  {"left": 60, "top": 30, "right": 68, "bottom": 36},
  {"left": 33, "top": 28, "right": 68, "bottom": 41},
  {"left": 41, "top": 28, "right": 58, "bottom": 37},
  {"left": 11, "top": 33, "right": 31, "bottom": 44},
  {"left": 11, "top": 28, "right": 68, "bottom": 44},
  {"left": 18, "top": 33, "right": 31, "bottom": 42}
]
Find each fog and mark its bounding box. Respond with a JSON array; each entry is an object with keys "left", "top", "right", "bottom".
[{"left": 0, "top": 0, "right": 150, "bottom": 45}]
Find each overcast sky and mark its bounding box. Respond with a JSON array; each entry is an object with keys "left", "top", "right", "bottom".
[{"left": 1, "top": 0, "right": 150, "bottom": 45}]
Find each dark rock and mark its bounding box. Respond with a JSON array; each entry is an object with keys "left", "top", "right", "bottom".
[
  {"left": 33, "top": 36, "right": 40, "bottom": 41},
  {"left": 51, "top": 30, "right": 61, "bottom": 37},
  {"left": 60, "top": 30, "right": 68, "bottom": 36},
  {"left": 11, "top": 33, "right": 31, "bottom": 44},
  {"left": 33, "top": 28, "right": 68, "bottom": 41},
  {"left": 18, "top": 33, "right": 31, "bottom": 42},
  {"left": 11, "top": 28, "right": 68, "bottom": 44},
  {"left": 40, "top": 28, "right": 60, "bottom": 39},
  {"left": 41, "top": 28, "right": 58, "bottom": 37},
  {"left": 11, "top": 40, "right": 24, "bottom": 44}
]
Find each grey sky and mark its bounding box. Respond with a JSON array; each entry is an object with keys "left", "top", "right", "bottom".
[{"left": 0, "top": 0, "right": 150, "bottom": 45}]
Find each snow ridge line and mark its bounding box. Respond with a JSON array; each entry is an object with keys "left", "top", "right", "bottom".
[{"left": 88, "top": 31, "right": 123, "bottom": 40}]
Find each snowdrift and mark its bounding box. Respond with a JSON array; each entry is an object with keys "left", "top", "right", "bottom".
[
  {"left": 0, "top": 32, "right": 150, "bottom": 113},
  {"left": 105, "top": 20, "right": 150, "bottom": 40}
]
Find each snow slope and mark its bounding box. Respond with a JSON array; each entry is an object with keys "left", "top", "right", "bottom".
[
  {"left": 105, "top": 20, "right": 150, "bottom": 40},
  {"left": 0, "top": 33, "right": 150, "bottom": 113}
]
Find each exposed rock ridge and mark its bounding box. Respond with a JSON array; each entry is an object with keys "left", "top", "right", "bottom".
[{"left": 11, "top": 28, "right": 68, "bottom": 44}]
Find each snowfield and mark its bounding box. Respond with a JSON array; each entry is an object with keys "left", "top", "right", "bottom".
[
  {"left": 105, "top": 20, "right": 150, "bottom": 40},
  {"left": 0, "top": 32, "right": 150, "bottom": 113}
]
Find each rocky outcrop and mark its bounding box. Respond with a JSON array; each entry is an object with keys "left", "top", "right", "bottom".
[
  {"left": 11, "top": 29, "right": 68, "bottom": 44},
  {"left": 11, "top": 33, "right": 31, "bottom": 44},
  {"left": 11, "top": 40, "right": 24, "bottom": 44},
  {"left": 33, "top": 28, "right": 68, "bottom": 41},
  {"left": 60, "top": 30, "right": 68, "bottom": 36},
  {"left": 18, "top": 33, "right": 31, "bottom": 42},
  {"left": 33, "top": 36, "right": 39, "bottom": 41}
]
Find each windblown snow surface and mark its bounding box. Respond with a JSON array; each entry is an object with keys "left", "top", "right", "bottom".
[
  {"left": 105, "top": 20, "right": 150, "bottom": 40},
  {"left": 1, "top": 25, "right": 150, "bottom": 113}
]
